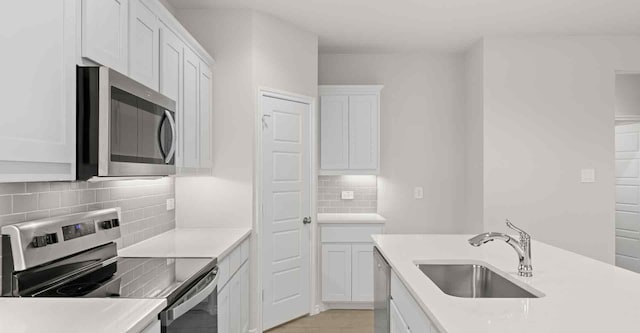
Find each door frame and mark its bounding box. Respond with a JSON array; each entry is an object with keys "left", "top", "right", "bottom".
[{"left": 254, "top": 88, "right": 318, "bottom": 332}]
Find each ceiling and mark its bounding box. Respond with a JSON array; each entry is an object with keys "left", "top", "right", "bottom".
[{"left": 169, "top": 0, "right": 640, "bottom": 53}]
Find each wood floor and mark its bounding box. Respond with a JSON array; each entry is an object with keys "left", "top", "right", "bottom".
[{"left": 266, "top": 310, "right": 373, "bottom": 333}]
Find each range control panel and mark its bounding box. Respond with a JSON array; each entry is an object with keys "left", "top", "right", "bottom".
[{"left": 2, "top": 208, "right": 123, "bottom": 271}]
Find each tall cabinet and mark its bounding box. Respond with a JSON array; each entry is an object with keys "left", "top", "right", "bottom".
[{"left": 319, "top": 85, "right": 383, "bottom": 175}]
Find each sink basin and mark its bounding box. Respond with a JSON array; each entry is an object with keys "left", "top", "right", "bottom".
[{"left": 416, "top": 263, "right": 540, "bottom": 298}]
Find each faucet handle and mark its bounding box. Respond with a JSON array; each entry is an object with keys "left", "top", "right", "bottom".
[{"left": 506, "top": 219, "right": 530, "bottom": 240}]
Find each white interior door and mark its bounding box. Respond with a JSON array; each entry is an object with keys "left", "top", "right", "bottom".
[
  {"left": 615, "top": 122, "right": 640, "bottom": 273},
  {"left": 262, "top": 95, "right": 311, "bottom": 330}
]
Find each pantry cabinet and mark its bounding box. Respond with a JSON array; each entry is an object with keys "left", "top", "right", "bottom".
[
  {"left": 320, "top": 224, "right": 384, "bottom": 306},
  {"left": 319, "top": 85, "right": 383, "bottom": 175},
  {"left": 81, "top": 0, "right": 129, "bottom": 74}
]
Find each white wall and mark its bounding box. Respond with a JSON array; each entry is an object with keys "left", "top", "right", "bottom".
[
  {"left": 616, "top": 74, "right": 640, "bottom": 117},
  {"left": 253, "top": 12, "right": 319, "bottom": 98},
  {"left": 464, "top": 41, "right": 484, "bottom": 234},
  {"left": 174, "top": 9, "right": 255, "bottom": 229},
  {"left": 480, "top": 36, "right": 640, "bottom": 263},
  {"left": 319, "top": 53, "right": 467, "bottom": 233},
  {"left": 174, "top": 8, "right": 318, "bottom": 332}
]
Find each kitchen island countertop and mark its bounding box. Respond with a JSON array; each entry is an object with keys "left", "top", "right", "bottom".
[{"left": 373, "top": 234, "right": 640, "bottom": 333}]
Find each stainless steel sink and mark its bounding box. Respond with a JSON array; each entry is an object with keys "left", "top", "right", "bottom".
[{"left": 416, "top": 263, "right": 541, "bottom": 298}]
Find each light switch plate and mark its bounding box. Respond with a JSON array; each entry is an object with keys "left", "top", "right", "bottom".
[
  {"left": 581, "top": 169, "right": 596, "bottom": 183},
  {"left": 414, "top": 187, "right": 424, "bottom": 199},
  {"left": 341, "top": 191, "right": 355, "bottom": 200},
  {"left": 166, "top": 198, "right": 175, "bottom": 211}
]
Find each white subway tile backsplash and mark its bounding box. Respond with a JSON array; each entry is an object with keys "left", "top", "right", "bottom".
[
  {"left": 317, "top": 175, "right": 377, "bottom": 213},
  {"left": 0, "top": 177, "right": 176, "bottom": 286},
  {"left": 38, "top": 192, "right": 60, "bottom": 210},
  {"left": 13, "top": 193, "right": 37, "bottom": 213}
]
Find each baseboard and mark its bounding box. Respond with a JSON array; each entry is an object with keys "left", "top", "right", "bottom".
[{"left": 322, "top": 302, "right": 374, "bottom": 310}]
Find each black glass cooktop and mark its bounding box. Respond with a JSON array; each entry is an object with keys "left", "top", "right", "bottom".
[{"left": 34, "top": 257, "right": 215, "bottom": 302}]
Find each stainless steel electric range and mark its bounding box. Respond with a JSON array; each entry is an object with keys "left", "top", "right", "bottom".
[{"left": 1, "top": 208, "right": 218, "bottom": 333}]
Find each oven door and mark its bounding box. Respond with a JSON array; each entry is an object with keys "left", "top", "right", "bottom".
[
  {"left": 99, "top": 67, "right": 177, "bottom": 177},
  {"left": 161, "top": 268, "right": 219, "bottom": 333}
]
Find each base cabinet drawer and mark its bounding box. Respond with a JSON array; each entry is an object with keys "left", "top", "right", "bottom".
[
  {"left": 391, "top": 271, "right": 437, "bottom": 333},
  {"left": 139, "top": 319, "right": 160, "bottom": 333}
]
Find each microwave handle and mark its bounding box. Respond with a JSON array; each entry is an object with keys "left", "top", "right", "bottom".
[
  {"left": 166, "top": 271, "right": 218, "bottom": 322},
  {"left": 164, "top": 110, "right": 177, "bottom": 164}
]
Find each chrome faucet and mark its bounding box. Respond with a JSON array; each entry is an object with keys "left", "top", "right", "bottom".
[{"left": 468, "top": 219, "right": 533, "bottom": 277}]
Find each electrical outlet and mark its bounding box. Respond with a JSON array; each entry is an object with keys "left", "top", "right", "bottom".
[
  {"left": 581, "top": 169, "right": 595, "bottom": 183},
  {"left": 341, "top": 191, "right": 355, "bottom": 200},
  {"left": 166, "top": 198, "right": 175, "bottom": 211},
  {"left": 414, "top": 187, "right": 424, "bottom": 199}
]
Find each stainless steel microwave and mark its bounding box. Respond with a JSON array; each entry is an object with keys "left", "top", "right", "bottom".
[{"left": 76, "top": 66, "right": 176, "bottom": 180}]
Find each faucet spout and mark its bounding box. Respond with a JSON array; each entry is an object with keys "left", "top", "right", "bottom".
[{"left": 468, "top": 220, "right": 533, "bottom": 277}]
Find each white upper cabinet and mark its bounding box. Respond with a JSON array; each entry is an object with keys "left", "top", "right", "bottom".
[
  {"left": 199, "top": 61, "right": 213, "bottom": 171},
  {"left": 319, "top": 85, "right": 383, "bottom": 175},
  {"left": 0, "top": 0, "right": 77, "bottom": 182},
  {"left": 349, "top": 95, "right": 378, "bottom": 170},
  {"left": 320, "top": 95, "right": 349, "bottom": 170},
  {"left": 129, "top": 0, "right": 159, "bottom": 90},
  {"left": 81, "top": 0, "right": 129, "bottom": 74},
  {"left": 181, "top": 47, "right": 200, "bottom": 169}
]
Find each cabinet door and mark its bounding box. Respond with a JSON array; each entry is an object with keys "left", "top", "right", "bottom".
[
  {"left": 199, "top": 60, "right": 213, "bottom": 170},
  {"left": 0, "top": 0, "right": 76, "bottom": 182},
  {"left": 181, "top": 47, "right": 200, "bottom": 169},
  {"left": 129, "top": 0, "right": 158, "bottom": 89},
  {"left": 229, "top": 271, "right": 242, "bottom": 333},
  {"left": 218, "top": 284, "right": 230, "bottom": 333},
  {"left": 390, "top": 299, "right": 411, "bottom": 333},
  {"left": 159, "top": 22, "right": 183, "bottom": 164},
  {"left": 320, "top": 95, "right": 349, "bottom": 170},
  {"left": 351, "top": 244, "right": 375, "bottom": 302},
  {"left": 240, "top": 262, "right": 250, "bottom": 333},
  {"left": 348, "top": 95, "right": 378, "bottom": 170},
  {"left": 81, "top": 0, "right": 128, "bottom": 74},
  {"left": 322, "top": 244, "right": 352, "bottom": 302}
]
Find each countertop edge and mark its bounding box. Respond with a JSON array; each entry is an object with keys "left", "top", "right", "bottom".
[
  {"left": 372, "top": 236, "right": 447, "bottom": 333},
  {"left": 216, "top": 228, "right": 252, "bottom": 259},
  {"left": 126, "top": 299, "right": 167, "bottom": 333}
]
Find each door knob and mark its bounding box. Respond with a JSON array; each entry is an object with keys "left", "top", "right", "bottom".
[{"left": 303, "top": 216, "right": 312, "bottom": 225}]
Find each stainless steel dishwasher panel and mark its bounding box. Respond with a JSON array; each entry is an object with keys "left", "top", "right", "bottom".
[{"left": 374, "top": 247, "right": 390, "bottom": 333}]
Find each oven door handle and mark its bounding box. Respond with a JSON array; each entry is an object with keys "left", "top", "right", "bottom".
[
  {"left": 164, "top": 110, "right": 177, "bottom": 164},
  {"left": 167, "top": 271, "right": 218, "bottom": 322}
]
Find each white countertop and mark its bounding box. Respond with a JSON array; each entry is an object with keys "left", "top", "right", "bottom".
[
  {"left": 317, "top": 213, "right": 386, "bottom": 224},
  {"left": 119, "top": 227, "right": 252, "bottom": 258},
  {"left": 0, "top": 298, "right": 165, "bottom": 333},
  {"left": 373, "top": 234, "right": 640, "bottom": 333}
]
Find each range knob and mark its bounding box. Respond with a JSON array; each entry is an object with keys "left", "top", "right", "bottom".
[
  {"left": 32, "top": 235, "right": 47, "bottom": 248},
  {"left": 111, "top": 218, "right": 120, "bottom": 227},
  {"left": 45, "top": 233, "right": 58, "bottom": 244},
  {"left": 101, "top": 220, "right": 113, "bottom": 230}
]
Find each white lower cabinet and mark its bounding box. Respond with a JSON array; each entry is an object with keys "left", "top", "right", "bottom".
[
  {"left": 321, "top": 224, "right": 384, "bottom": 305},
  {"left": 139, "top": 319, "right": 160, "bottom": 333},
  {"left": 218, "top": 238, "right": 250, "bottom": 333},
  {"left": 390, "top": 300, "right": 410, "bottom": 333},
  {"left": 391, "top": 271, "right": 438, "bottom": 333}
]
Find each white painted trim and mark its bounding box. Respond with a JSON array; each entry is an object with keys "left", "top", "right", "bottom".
[
  {"left": 319, "top": 84, "right": 384, "bottom": 95},
  {"left": 615, "top": 115, "right": 640, "bottom": 122},
  {"left": 255, "top": 87, "right": 317, "bottom": 332},
  {"left": 319, "top": 169, "right": 379, "bottom": 176}
]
